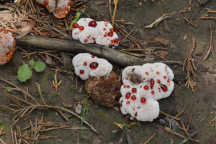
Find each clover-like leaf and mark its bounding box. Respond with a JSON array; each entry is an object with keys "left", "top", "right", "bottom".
[
  {"left": 17, "top": 64, "right": 32, "bottom": 82},
  {"left": 33, "top": 61, "right": 46, "bottom": 72},
  {"left": 29, "top": 59, "right": 35, "bottom": 67}
]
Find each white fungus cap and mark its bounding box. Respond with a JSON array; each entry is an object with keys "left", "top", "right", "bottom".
[
  {"left": 72, "top": 18, "right": 119, "bottom": 47},
  {"left": 119, "top": 95, "right": 159, "bottom": 122},
  {"left": 88, "top": 58, "right": 113, "bottom": 77},
  {"left": 122, "top": 65, "right": 145, "bottom": 85},
  {"left": 36, "top": 0, "right": 72, "bottom": 18},
  {"left": 119, "top": 62, "right": 174, "bottom": 121},
  {"left": 72, "top": 53, "right": 113, "bottom": 80},
  {"left": 0, "top": 29, "right": 16, "bottom": 65}
]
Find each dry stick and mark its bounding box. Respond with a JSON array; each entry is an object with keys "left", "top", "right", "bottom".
[
  {"left": 164, "top": 127, "right": 199, "bottom": 143},
  {"left": 112, "top": 0, "right": 118, "bottom": 25},
  {"left": 202, "top": 23, "right": 214, "bottom": 61},
  {"left": 0, "top": 138, "right": 7, "bottom": 144},
  {"left": 160, "top": 111, "right": 180, "bottom": 121},
  {"left": 0, "top": 76, "right": 38, "bottom": 104},
  {"left": 178, "top": 131, "right": 198, "bottom": 144},
  {"left": 143, "top": 133, "right": 156, "bottom": 144},
  {"left": 6, "top": 94, "right": 98, "bottom": 134},
  {"left": 16, "top": 36, "right": 182, "bottom": 66}
]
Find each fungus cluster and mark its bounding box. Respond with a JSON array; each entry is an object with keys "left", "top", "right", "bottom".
[
  {"left": 36, "top": 0, "right": 72, "bottom": 18},
  {"left": 72, "top": 18, "right": 119, "bottom": 47},
  {"left": 72, "top": 53, "right": 113, "bottom": 80},
  {"left": 119, "top": 63, "right": 174, "bottom": 121},
  {"left": 0, "top": 29, "right": 16, "bottom": 65}
]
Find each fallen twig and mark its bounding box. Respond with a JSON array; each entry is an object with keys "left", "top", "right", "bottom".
[
  {"left": 145, "top": 11, "right": 176, "bottom": 29},
  {"left": 164, "top": 127, "right": 199, "bottom": 143},
  {"left": 178, "top": 131, "right": 198, "bottom": 144},
  {"left": 5, "top": 94, "right": 98, "bottom": 134},
  {"left": 17, "top": 36, "right": 182, "bottom": 67},
  {"left": 202, "top": 23, "right": 215, "bottom": 61},
  {"left": 143, "top": 133, "right": 156, "bottom": 144},
  {"left": 160, "top": 111, "right": 180, "bottom": 121}
]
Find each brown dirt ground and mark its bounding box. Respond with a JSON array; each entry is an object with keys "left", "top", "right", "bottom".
[{"left": 0, "top": 0, "right": 216, "bottom": 144}]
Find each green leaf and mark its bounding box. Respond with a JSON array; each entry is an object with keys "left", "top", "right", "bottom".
[
  {"left": 70, "top": 11, "right": 82, "bottom": 30},
  {"left": 33, "top": 61, "right": 46, "bottom": 72},
  {"left": 17, "top": 64, "right": 32, "bottom": 82},
  {"left": 29, "top": 59, "right": 35, "bottom": 67}
]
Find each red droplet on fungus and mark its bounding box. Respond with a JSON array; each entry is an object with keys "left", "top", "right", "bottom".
[
  {"left": 140, "top": 97, "right": 146, "bottom": 104},
  {"left": 144, "top": 85, "right": 149, "bottom": 90},
  {"left": 84, "top": 39, "right": 88, "bottom": 43},
  {"left": 135, "top": 112, "right": 138, "bottom": 117},
  {"left": 145, "top": 72, "right": 149, "bottom": 75},
  {"left": 83, "top": 62, "right": 87, "bottom": 66},
  {"left": 110, "top": 28, "right": 115, "bottom": 33},
  {"left": 88, "top": 21, "right": 97, "bottom": 27},
  {"left": 150, "top": 79, "right": 155, "bottom": 89},
  {"left": 113, "top": 39, "right": 119, "bottom": 44},
  {"left": 160, "top": 84, "right": 168, "bottom": 92},
  {"left": 157, "top": 79, "right": 161, "bottom": 84},
  {"left": 131, "top": 95, "right": 136, "bottom": 101},
  {"left": 163, "top": 76, "right": 167, "bottom": 79},
  {"left": 126, "top": 101, "right": 130, "bottom": 105},
  {"left": 125, "top": 92, "right": 131, "bottom": 99},
  {"left": 72, "top": 23, "right": 79, "bottom": 28},
  {"left": 89, "top": 62, "right": 99, "bottom": 70},
  {"left": 108, "top": 32, "right": 113, "bottom": 37},
  {"left": 43, "top": 1, "right": 48, "bottom": 7},
  {"left": 151, "top": 91, "right": 155, "bottom": 95},
  {"left": 79, "top": 26, "right": 84, "bottom": 31},
  {"left": 132, "top": 88, "right": 137, "bottom": 93},
  {"left": 80, "top": 70, "right": 84, "bottom": 75}
]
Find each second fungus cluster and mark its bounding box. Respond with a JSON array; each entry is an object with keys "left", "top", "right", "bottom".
[
  {"left": 0, "top": 29, "right": 16, "bottom": 65},
  {"left": 36, "top": 0, "right": 72, "bottom": 18},
  {"left": 72, "top": 18, "right": 119, "bottom": 47},
  {"left": 72, "top": 53, "right": 113, "bottom": 80},
  {"left": 119, "top": 63, "right": 174, "bottom": 121}
]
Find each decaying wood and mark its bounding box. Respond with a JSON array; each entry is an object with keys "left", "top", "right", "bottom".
[{"left": 17, "top": 36, "right": 182, "bottom": 67}]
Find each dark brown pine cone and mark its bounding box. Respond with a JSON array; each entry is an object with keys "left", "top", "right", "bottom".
[{"left": 85, "top": 71, "right": 121, "bottom": 107}]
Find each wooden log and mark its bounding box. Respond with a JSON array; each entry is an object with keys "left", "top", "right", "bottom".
[{"left": 16, "top": 36, "right": 182, "bottom": 67}]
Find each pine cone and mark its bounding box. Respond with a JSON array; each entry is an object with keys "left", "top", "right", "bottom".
[{"left": 85, "top": 71, "right": 121, "bottom": 107}]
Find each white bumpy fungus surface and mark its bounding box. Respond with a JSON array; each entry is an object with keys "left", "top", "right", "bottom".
[
  {"left": 72, "top": 18, "right": 119, "bottom": 47},
  {"left": 0, "top": 29, "right": 16, "bottom": 65},
  {"left": 119, "top": 63, "right": 174, "bottom": 122},
  {"left": 36, "top": 0, "right": 72, "bottom": 18},
  {"left": 72, "top": 53, "right": 113, "bottom": 80}
]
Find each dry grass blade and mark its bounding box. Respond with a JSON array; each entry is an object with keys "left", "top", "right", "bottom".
[
  {"left": 143, "top": 133, "right": 156, "bottom": 144},
  {"left": 0, "top": 138, "right": 7, "bottom": 144},
  {"left": 160, "top": 111, "right": 180, "bottom": 121},
  {"left": 145, "top": 11, "right": 176, "bottom": 28},
  {"left": 164, "top": 127, "right": 199, "bottom": 143},
  {"left": 202, "top": 23, "right": 215, "bottom": 61},
  {"left": 183, "top": 36, "right": 197, "bottom": 91},
  {"left": 0, "top": 76, "right": 38, "bottom": 104},
  {"left": 5, "top": 94, "right": 98, "bottom": 134},
  {"left": 112, "top": 0, "right": 119, "bottom": 25}
]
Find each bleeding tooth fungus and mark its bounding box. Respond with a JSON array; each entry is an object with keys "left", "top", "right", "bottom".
[
  {"left": 72, "top": 18, "right": 119, "bottom": 47},
  {"left": 119, "top": 63, "right": 174, "bottom": 122},
  {"left": 36, "top": 0, "right": 72, "bottom": 18},
  {"left": 72, "top": 53, "right": 113, "bottom": 80},
  {"left": 0, "top": 29, "right": 16, "bottom": 65}
]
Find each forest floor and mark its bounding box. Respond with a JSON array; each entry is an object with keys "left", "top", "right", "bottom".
[{"left": 0, "top": 0, "right": 216, "bottom": 143}]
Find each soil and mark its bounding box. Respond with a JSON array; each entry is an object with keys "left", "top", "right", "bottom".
[{"left": 0, "top": 0, "right": 216, "bottom": 144}]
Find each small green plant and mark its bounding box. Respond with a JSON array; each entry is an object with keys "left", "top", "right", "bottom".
[
  {"left": 70, "top": 9, "right": 85, "bottom": 30},
  {"left": 17, "top": 59, "right": 46, "bottom": 82}
]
